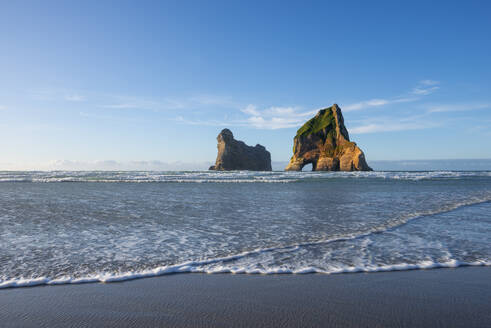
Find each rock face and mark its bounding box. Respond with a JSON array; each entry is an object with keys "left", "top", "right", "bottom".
[
  {"left": 209, "top": 129, "right": 272, "bottom": 171},
  {"left": 285, "top": 104, "right": 372, "bottom": 171}
]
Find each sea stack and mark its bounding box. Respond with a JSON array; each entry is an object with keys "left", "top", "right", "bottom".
[
  {"left": 285, "top": 104, "right": 372, "bottom": 171},
  {"left": 209, "top": 129, "right": 272, "bottom": 171}
]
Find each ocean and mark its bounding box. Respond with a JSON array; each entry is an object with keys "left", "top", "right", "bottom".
[{"left": 1, "top": 170, "right": 490, "bottom": 288}]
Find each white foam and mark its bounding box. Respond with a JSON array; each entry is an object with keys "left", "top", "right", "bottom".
[
  {"left": 1, "top": 181, "right": 489, "bottom": 290},
  {"left": 2, "top": 196, "right": 490, "bottom": 290},
  {"left": 1, "top": 259, "right": 489, "bottom": 289},
  {"left": 0, "top": 170, "right": 490, "bottom": 183}
]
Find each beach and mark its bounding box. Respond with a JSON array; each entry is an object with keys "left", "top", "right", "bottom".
[{"left": 1, "top": 267, "right": 490, "bottom": 327}]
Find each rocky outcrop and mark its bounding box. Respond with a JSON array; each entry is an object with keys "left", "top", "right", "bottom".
[
  {"left": 285, "top": 104, "right": 372, "bottom": 171},
  {"left": 209, "top": 129, "right": 272, "bottom": 171}
]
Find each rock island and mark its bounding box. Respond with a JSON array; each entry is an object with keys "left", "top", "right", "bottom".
[
  {"left": 209, "top": 129, "right": 272, "bottom": 171},
  {"left": 285, "top": 104, "right": 371, "bottom": 171}
]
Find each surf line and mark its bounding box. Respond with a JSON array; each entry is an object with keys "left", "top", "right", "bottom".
[{"left": 1, "top": 195, "right": 490, "bottom": 289}]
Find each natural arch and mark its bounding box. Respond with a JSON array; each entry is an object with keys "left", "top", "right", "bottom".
[{"left": 301, "top": 162, "right": 313, "bottom": 171}]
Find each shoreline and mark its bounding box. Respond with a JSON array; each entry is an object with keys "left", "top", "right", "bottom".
[
  {"left": 1, "top": 267, "right": 490, "bottom": 327},
  {"left": 1, "top": 259, "right": 490, "bottom": 290}
]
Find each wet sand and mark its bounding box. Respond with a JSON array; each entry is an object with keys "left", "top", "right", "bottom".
[{"left": 0, "top": 267, "right": 490, "bottom": 327}]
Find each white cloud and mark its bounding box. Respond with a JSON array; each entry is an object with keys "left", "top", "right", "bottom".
[
  {"left": 246, "top": 115, "right": 304, "bottom": 129},
  {"left": 32, "top": 81, "right": 453, "bottom": 134},
  {"left": 175, "top": 104, "right": 317, "bottom": 130},
  {"left": 241, "top": 104, "right": 261, "bottom": 116},
  {"left": 412, "top": 86, "right": 439, "bottom": 95},
  {"left": 343, "top": 99, "right": 390, "bottom": 111},
  {"left": 343, "top": 97, "right": 417, "bottom": 112},
  {"left": 241, "top": 105, "right": 317, "bottom": 129},
  {"left": 0, "top": 105, "right": 6, "bottom": 110},
  {"left": 411, "top": 80, "right": 440, "bottom": 95}
]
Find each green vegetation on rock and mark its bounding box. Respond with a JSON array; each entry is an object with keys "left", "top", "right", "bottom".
[{"left": 295, "top": 106, "right": 337, "bottom": 138}]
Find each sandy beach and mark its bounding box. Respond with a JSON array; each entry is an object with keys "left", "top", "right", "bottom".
[{"left": 1, "top": 267, "right": 490, "bottom": 327}]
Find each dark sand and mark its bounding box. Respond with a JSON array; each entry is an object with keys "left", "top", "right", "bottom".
[{"left": 0, "top": 267, "right": 490, "bottom": 327}]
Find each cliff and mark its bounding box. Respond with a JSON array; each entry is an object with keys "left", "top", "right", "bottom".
[
  {"left": 285, "top": 104, "right": 371, "bottom": 171},
  {"left": 209, "top": 129, "right": 272, "bottom": 171}
]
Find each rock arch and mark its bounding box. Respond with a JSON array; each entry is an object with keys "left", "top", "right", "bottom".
[{"left": 285, "top": 104, "right": 371, "bottom": 172}]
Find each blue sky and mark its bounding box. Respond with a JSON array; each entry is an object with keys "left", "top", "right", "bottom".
[{"left": 1, "top": 0, "right": 490, "bottom": 169}]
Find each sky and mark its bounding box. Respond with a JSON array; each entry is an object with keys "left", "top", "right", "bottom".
[{"left": 1, "top": 0, "right": 490, "bottom": 170}]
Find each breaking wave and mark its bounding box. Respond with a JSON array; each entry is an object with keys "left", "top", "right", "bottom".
[
  {"left": 0, "top": 170, "right": 490, "bottom": 183},
  {"left": 1, "top": 196, "right": 489, "bottom": 289}
]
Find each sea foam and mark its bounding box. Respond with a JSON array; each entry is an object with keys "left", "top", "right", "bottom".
[
  {"left": 1, "top": 196, "right": 489, "bottom": 290},
  {"left": 1, "top": 170, "right": 490, "bottom": 290},
  {"left": 0, "top": 170, "right": 490, "bottom": 183},
  {"left": 1, "top": 259, "right": 489, "bottom": 289}
]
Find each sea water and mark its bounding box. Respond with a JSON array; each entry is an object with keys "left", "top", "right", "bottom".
[{"left": 0, "top": 170, "right": 490, "bottom": 288}]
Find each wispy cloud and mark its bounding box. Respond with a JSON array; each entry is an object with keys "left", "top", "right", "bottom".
[
  {"left": 411, "top": 80, "right": 440, "bottom": 95},
  {"left": 65, "top": 94, "right": 86, "bottom": 102},
  {"left": 241, "top": 105, "right": 318, "bottom": 129},
  {"left": 420, "top": 80, "right": 440, "bottom": 86},
  {"left": 175, "top": 104, "right": 317, "bottom": 129},
  {"left": 174, "top": 116, "right": 235, "bottom": 127},
  {"left": 29, "top": 88, "right": 88, "bottom": 102},
  {"left": 101, "top": 102, "right": 156, "bottom": 110},
  {"left": 239, "top": 80, "right": 442, "bottom": 129},
  {"left": 100, "top": 96, "right": 175, "bottom": 110},
  {"left": 0, "top": 159, "right": 213, "bottom": 171},
  {"left": 349, "top": 100, "right": 491, "bottom": 134},
  {"left": 427, "top": 103, "right": 491, "bottom": 113},
  {"left": 350, "top": 121, "right": 435, "bottom": 134},
  {"left": 33, "top": 81, "right": 463, "bottom": 134},
  {"left": 349, "top": 112, "right": 439, "bottom": 134},
  {"left": 241, "top": 104, "right": 261, "bottom": 116},
  {"left": 469, "top": 123, "right": 491, "bottom": 136},
  {"left": 79, "top": 111, "right": 146, "bottom": 123},
  {"left": 342, "top": 80, "right": 439, "bottom": 112},
  {"left": 101, "top": 94, "right": 240, "bottom": 111},
  {"left": 246, "top": 115, "right": 304, "bottom": 129},
  {"left": 28, "top": 87, "right": 239, "bottom": 113},
  {"left": 343, "top": 99, "right": 389, "bottom": 111},
  {"left": 188, "top": 95, "right": 239, "bottom": 108},
  {"left": 343, "top": 97, "right": 416, "bottom": 112},
  {"left": 0, "top": 105, "right": 6, "bottom": 110},
  {"left": 28, "top": 88, "right": 59, "bottom": 101}
]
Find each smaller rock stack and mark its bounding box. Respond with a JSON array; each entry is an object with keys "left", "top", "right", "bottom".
[{"left": 209, "top": 129, "right": 272, "bottom": 171}]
